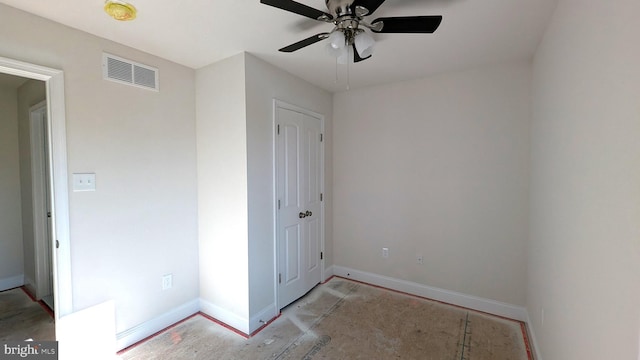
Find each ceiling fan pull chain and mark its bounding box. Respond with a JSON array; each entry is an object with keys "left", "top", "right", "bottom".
[
  {"left": 346, "top": 47, "right": 351, "bottom": 91},
  {"left": 335, "top": 56, "right": 339, "bottom": 84}
]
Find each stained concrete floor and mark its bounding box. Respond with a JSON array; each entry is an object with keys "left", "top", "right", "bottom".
[
  {"left": 120, "top": 278, "right": 531, "bottom": 360},
  {"left": 0, "top": 287, "right": 55, "bottom": 341}
]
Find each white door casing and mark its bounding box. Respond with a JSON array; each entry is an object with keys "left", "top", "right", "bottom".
[
  {"left": 0, "top": 56, "right": 72, "bottom": 319},
  {"left": 275, "top": 101, "right": 324, "bottom": 309}
]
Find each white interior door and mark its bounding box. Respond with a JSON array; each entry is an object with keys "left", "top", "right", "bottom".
[
  {"left": 30, "top": 101, "right": 54, "bottom": 307},
  {"left": 276, "top": 104, "right": 323, "bottom": 308}
]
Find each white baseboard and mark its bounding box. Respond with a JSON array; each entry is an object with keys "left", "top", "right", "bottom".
[
  {"left": 333, "top": 266, "right": 528, "bottom": 321},
  {"left": 323, "top": 265, "right": 335, "bottom": 282},
  {"left": 199, "top": 298, "right": 250, "bottom": 335},
  {"left": 525, "top": 311, "right": 543, "bottom": 360},
  {"left": 116, "top": 299, "right": 199, "bottom": 351},
  {"left": 0, "top": 274, "right": 24, "bottom": 291},
  {"left": 249, "top": 303, "right": 278, "bottom": 334},
  {"left": 115, "top": 298, "right": 277, "bottom": 350}
]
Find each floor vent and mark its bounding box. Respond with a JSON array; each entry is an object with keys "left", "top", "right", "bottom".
[{"left": 103, "top": 53, "right": 159, "bottom": 91}]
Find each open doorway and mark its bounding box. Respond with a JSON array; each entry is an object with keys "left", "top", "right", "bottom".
[
  {"left": 0, "top": 73, "right": 54, "bottom": 338},
  {"left": 0, "top": 56, "right": 72, "bottom": 336}
]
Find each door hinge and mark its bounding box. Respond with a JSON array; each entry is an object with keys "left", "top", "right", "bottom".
[
  {"left": 320, "top": 193, "right": 323, "bottom": 201},
  {"left": 56, "top": 240, "right": 59, "bottom": 249},
  {"left": 47, "top": 212, "right": 51, "bottom": 218},
  {"left": 278, "top": 273, "right": 282, "bottom": 284},
  {"left": 320, "top": 133, "right": 323, "bottom": 142},
  {"left": 277, "top": 124, "right": 280, "bottom": 135},
  {"left": 278, "top": 199, "right": 281, "bottom": 209},
  {"left": 320, "top": 252, "right": 323, "bottom": 260}
]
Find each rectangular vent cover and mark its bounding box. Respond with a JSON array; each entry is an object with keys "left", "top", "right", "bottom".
[{"left": 103, "top": 53, "right": 159, "bottom": 91}]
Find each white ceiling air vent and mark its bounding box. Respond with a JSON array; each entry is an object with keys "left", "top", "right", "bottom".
[{"left": 103, "top": 53, "right": 159, "bottom": 91}]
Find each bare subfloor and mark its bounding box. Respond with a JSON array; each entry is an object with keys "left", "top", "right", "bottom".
[
  {"left": 120, "top": 278, "right": 530, "bottom": 360},
  {"left": 0, "top": 287, "right": 55, "bottom": 341}
]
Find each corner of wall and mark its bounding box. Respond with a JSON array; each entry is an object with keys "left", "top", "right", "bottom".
[
  {"left": 524, "top": 310, "right": 543, "bottom": 360},
  {"left": 199, "top": 298, "right": 250, "bottom": 336},
  {"left": 115, "top": 299, "right": 199, "bottom": 351}
]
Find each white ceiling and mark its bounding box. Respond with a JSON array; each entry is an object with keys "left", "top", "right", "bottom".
[{"left": 0, "top": 0, "right": 558, "bottom": 92}]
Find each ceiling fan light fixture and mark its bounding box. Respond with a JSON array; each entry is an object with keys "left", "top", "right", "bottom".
[
  {"left": 326, "top": 42, "right": 342, "bottom": 57},
  {"left": 328, "top": 31, "right": 346, "bottom": 50},
  {"left": 327, "top": 41, "right": 349, "bottom": 60},
  {"left": 104, "top": 0, "right": 137, "bottom": 21},
  {"left": 354, "top": 31, "right": 375, "bottom": 58}
]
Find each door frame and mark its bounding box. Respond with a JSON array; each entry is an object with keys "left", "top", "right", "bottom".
[
  {"left": 29, "top": 100, "right": 53, "bottom": 301},
  {"left": 0, "top": 56, "right": 73, "bottom": 319},
  {"left": 272, "top": 99, "right": 326, "bottom": 311}
]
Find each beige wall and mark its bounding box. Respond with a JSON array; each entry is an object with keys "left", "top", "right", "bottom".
[
  {"left": 528, "top": 0, "right": 640, "bottom": 358},
  {"left": 14, "top": 2, "right": 637, "bottom": 358},
  {"left": 196, "top": 53, "right": 250, "bottom": 328},
  {"left": 333, "top": 61, "right": 531, "bottom": 306},
  {"left": 0, "top": 3, "right": 199, "bottom": 340},
  {"left": 0, "top": 82, "right": 23, "bottom": 288},
  {"left": 245, "top": 53, "right": 333, "bottom": 326},
  {"left": 196, "top": 52, "right": 333, "bottom": 334},
  {"left": 16, "top": 79, "right": 46, "bottom": 291}
]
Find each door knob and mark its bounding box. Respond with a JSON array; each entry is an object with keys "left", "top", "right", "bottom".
[
  {"left": 305, "top": 210, "right": 312, "bottom": 217},
  {"left": 299, "top": 212, "right": 306, "bottom": 218}
]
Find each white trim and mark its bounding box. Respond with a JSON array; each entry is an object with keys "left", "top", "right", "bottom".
[
  {"left": 23, "top": 276, "right": 36, "bottom": 296},
  {"left": 115, "top": 299, "right": 199, "bottom": 350},
  {"left": 525, "top": 311, "right": 543, "bottom": 360},
  {"left": 323, "top": 265, "right": 334, "bottom": 282},
  {"left": 199, "top": 298, "right": 250, "bottom": 335},
  {"left": 0, "top": 56, "right": 72, "bottom": 319},
  {"left": 333, "top": 265, "right": 528, "bottom": 321},
  {"left": 249, "top": 303, "right": 278, "bottom": 334},
  {"left": 0, "top": 274, "right": 24, "bottom": 291},
  {"left": 47, "top": 65, "right": 72, "bottom": 318},
  {"left": 271, "top": 100, "right": 279, "bottom": 313}
]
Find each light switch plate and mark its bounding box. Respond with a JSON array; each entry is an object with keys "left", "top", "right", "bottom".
[{"left": 73, "top": 173, "right": 96, "bottom": 192}]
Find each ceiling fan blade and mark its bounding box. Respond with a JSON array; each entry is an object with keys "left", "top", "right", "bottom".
[
  {"left": 351, "top": 0, "right": 387, "bottom": 16},
  {"left": 260, "top": 0, "right": 332, "bottom": 21},
  {"left": 353, "top": 44, "right": 372, "bottom": 63},
  {"left": 371, "top": 16, "right": 443, "bottom": 33},
  {"left": 279, "top": 33, "right": 329, "bottom": 52}
]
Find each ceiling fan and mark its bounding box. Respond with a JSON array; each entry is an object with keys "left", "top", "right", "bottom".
[{"left": 260, "top": 0, "right": 443, "bottom": 63}]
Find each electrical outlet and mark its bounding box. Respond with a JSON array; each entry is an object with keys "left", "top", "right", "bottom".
[
  {"left": 382, "top": 248, "right": 389, "bottom": 258},
  {"left": 162, "top": 274, "right": 172, "bottom": 290},
  {"left": 417, "top": 255, "right": 424, "bottom": 265}
]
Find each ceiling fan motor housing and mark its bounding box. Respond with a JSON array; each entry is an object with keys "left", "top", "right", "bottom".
[{"left": 325, "top": 0, "right": 357, "bottom": 17}]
